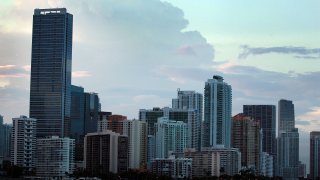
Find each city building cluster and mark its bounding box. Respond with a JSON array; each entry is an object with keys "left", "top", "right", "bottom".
[{"left": 0, "top": 8, "right": 319, "bottom": 179}]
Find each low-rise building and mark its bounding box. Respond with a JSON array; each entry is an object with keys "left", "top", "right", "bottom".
[
  {"left": 152, "top": 155, "right": 192, "bottom": 179},
  {"left": 185, "top": 147, "right": 241, "bottom": 177},
  {"left": 36, "top": 136, "right": 75, "bottom": 178}
]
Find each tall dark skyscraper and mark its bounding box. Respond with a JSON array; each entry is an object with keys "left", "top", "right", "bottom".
[
  {"left": 29, "top": 8, "right": 73, "bottom": 138},
  {"left": 243, "top": 105, "right": 276, "bottom": 175},
  {"left": 310, "top": 131, "right": 320, "bottom": 179},
  {"left": 277, "top": 99, "right": 299, "bottom": 179},
  {"left": 243, "top": 105, "right": 276, "bottom": 157}
]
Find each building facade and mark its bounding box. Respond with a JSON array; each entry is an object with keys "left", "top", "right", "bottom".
[
  {"left": 277, "top": 99, "right": 299, "bottom": 179},
  {"left": 155, "top": 117, "right": 188, "bottom": 159},
  {"left": 0, "top": 115, "right": 12, "bottom": 164},
  {"left": 185, "top": 147, "right": 241, "bottom": 177},
  {"left": 29, "top": 8, "right": 73, "bottom": 138},
  {"left": 107, "top": 114, "right": 127, "bottom": 134},
  {"left": 310, "top": 131, "right": 320, "bottom": 179},
  {"left": 243, "top": 104, "right": 277, "bottom": 173},
  {"left": 152, "top": 155, "right": 192, "bottom": 179},
  {"left": 123, "top": 120, "right": 148, "bottom": 170},
  {"left": 232, "top": 113, "right": 261, "bottom": 174},
  {"left": 260, "top": 152, "right": 273, "bottom": 177},
  {"left": 84, "top": 130, "right": 128, "bottom": 174},
  {"left": 172, "top": 89, "right": 203, "bottom": 150},
  {"left": 203, "top": 75, "right": 232, "bottom": 148},
  {"left": 36, "top": 136, "right": 75, "bottom": 178},
  {"left": 11, "top": 116, "right": 36, "bottom": 172}
]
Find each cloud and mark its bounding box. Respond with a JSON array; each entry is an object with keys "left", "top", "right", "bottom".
[
  {"left": 0, "top": 0, "right": 214, "bottom": 122},
  {"left": 72, "top": 71, "right": 91, "bottom": 78},
  {"left": 238, "top": 45, "right": 320, "bottom": 59}
]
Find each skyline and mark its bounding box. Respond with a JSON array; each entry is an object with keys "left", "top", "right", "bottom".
[{"left": 0, "top": 0, "right": 319, "bottom": 170}]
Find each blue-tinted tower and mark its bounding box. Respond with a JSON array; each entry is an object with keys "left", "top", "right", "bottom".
[{"left": 29, "top": 8, "right": 73, "bottom": 137}]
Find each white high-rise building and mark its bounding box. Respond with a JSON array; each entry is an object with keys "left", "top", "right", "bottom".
[
  {"left": 202, "top": 75, "right": 232, "bottom": 148},
  {"left": 36, "top": 136, "right": 75, "bottom": 178},
  {"left": 155, "top": 117, "right": 188, "bottom": 159},
  {"left": 11, "top": 116, "right": 36, "bottom": 172},
  {"left": 172, "top": 90, "right": 203, "bottom": 151},
  {"left": 123, "top": 119, "right": 148, "bottom": 170},
  {"left": 261, "top": 152, "right": 273, "bottom": 177}
]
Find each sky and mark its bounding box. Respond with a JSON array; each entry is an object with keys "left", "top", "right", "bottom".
[{"left": 0, "top": 0, "right": 319, "bottom": 170}]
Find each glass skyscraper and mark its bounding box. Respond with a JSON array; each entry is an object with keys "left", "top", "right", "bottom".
[
  {"left": 202, "top": 75, "right": 232, "bottom": 148},
  {"left": 29, "top": 8, "right": 73, "bottom": 138}
]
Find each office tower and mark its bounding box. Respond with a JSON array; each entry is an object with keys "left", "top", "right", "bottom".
[
  {"left": 232, "top": 113, "right": 261, "bottom": 174},
  {"left": 260, "top": 152, "right": 273, "bottom": 177},
  {"left": 70, "top": 86, "right": 102, "bottom": 161},
  {"left": 277, "top": 130, "right": 299, "bottom": 178},
  {"left": 123, "top": 120, "right": 148, "bottom": 170},
  {"left": 278, "top": 99, "right": 295, "bottom": 133},
  {"left": 29, "top": 8, "right": 73, "bottom": 138},
  {"left": 185, "top": 147, "right": 241, "bottom": 177},
  {"left": 11, "top": 116, "right": 36, "bottom": 172},
  {"left": 298, "top": 161, "right": 306, "bottom": 178},
  {"left": 84, "top": 130, "right": 128, "bottom": 175},
  {"left": 168, "top": 109, "right": 199, "bottom": 151},
  {"left": 310, "top": 131, "right": 320, "bottom": 179},
  {"left": 107, "top": 114, "right": 127, "bottom": 134},
  {"left": 277, "top": 99, "right": 299, "bottom": 179},
  {"left": 97, "top": 111, "right": 112, "bottom": 132},
  {"left": 84, "top": 92, "right": 101, "bottom": 134},
  {"left": 152, "top": 154, "right": 192, "bottom": 179},
  {"left": 172, "top": 90, "right": 203, "bottom": 150},
  {"left": 0, "top": 115, "right": 12, "bottom": 164},
  {"left": 139, "top": 107, "right": 165, "bottom": 136},
  {"left": 203, "top": 75, "right": 232, "bottom": 148},
  {"left": 155, "top": 117, "right": 188, "bottom": 159},
  {"left": 70, "top": 85, "right": 85, "bottom": 161},
  {"left": 70, "top": 85, "right": 85, "bottom": 142},
  {"left": 243, "top": 105, "right": 277, "bottom": 158},
  {"left": 36, "top": 136, "right": 75, "bottom": 178}
]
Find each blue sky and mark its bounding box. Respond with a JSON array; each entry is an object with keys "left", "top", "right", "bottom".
[{"left": 0, "top": 0, "right": 319, "bottom": 169}]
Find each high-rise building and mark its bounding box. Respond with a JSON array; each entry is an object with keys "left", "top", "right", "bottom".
[
  {"left": 11, "top": 116, "right": 36, "bottom": 172},
  {"left": 298, "top": 161, "right": 306, "bottom": 178},
  {"left": 84, "top": 92, "right": 101, "bottom": 134},
  {"left": 36, "top": 136, "right": 75, "bottom": 178},
  {"left": 155, "top": 117, "right": 188, "bottom": 159},
  {"left": 310, "top": 131, "right": 320, "bottom": 179},
  {"left": 185, "top": 147, "right": 241, "bottom": 177},
  {"left": 243, "top": 105, "right": 277, "bottom": 159},
  {"left": 203, "top": 75, "right": 232, "bottom": 148},
  {"left": 260, "top": 152, "right": 273, "bottom": 177},
  {"left": 0, "top": 115, "right": 12, "bottom": 164},
  {"left": 123, "top": 120, "right": 148, "bottom": 170},
  {"left": 172, "top": 90, "right": 203, "bottom": 150},
  {"left": 139, "top": 107, "right": 165, "bottom": 136},
  {"left": 97, "top": 111, "right": 112, "bottom": 132},
  {"left": 84, "top": 130, "right": 128, "bottom": 174},
  {"left": 107, "top": 114, "right": 127, "bottom": 134},
  {"left": 29, "top": 8, "right": 73, "bottom": 138},
  {"left": 169, "top": 109, "right": 200, "bottom": 151},
  {"left": 70, "top": 85, "right": 85, "bottom": 161},
  {"left": 277, "top": 99, "right": 299, "bottom": 179},
  {"left": 278, "top": 99, "right": 295, "bottom": 133},
  {"left": 232, "top": 113, "right": 261, "bottom": 174}
]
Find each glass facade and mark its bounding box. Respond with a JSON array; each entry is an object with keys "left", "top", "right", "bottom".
[
  {"left": 29, "top": 8, "right": 73, "bottom": 138},
  {"left": 203, "top": 75, "right": 232, "bottom": 148}
]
